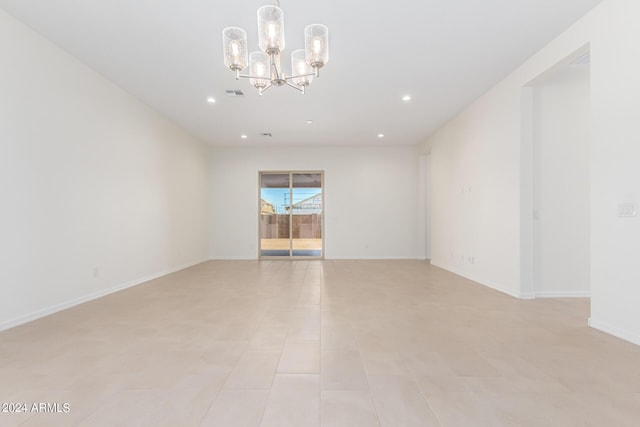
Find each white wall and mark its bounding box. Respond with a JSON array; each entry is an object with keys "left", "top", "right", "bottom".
[
  {"left": 210, "top": 146, "right": 421, "bottom": 260},
  {"left": 424, "top": 79, "right": 524, "bottom": 297},
  {"left": 421, "top": 0, "right": 640, "bottom": 344},
  {"left": 532, "top": 65, "right": 591, "bottom": 297},
  {"left": 589, "top": 0, "right": 640, "bottom": 345},
  {"left": 0, "top": 10, "right": 210, "bottom": 330}
]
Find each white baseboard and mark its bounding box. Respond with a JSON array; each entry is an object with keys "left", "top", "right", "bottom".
[
  {"left": 209, "top": 254, "right": 428, "bottom": 261},
  {"left": 0, "top": 258, "right": 209, "bottom": 332},
  {"left": 535, "top": 290, "right": 591, "bottom": 298},
  {"left": 519, "top": 291, "right": 536, "bottom": 300},
  {"left": 326, "top": 256, "right": 427, "bottom": 260},
  {"left": 210, "top": 255, "right": 429, "bottom": 261},
  {"left": 430, "top": 261, "right": 533, "bottom": 300},
  {"left": 588, "top": 317, "right": 640, "bottom": 346},
  {"left": 429, "top": 262, "right": 591, "bottom": 301}
]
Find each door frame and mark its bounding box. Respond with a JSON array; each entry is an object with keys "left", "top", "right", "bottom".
[{"left": 258, "top": 170, "right": 325, "bottom": 260}]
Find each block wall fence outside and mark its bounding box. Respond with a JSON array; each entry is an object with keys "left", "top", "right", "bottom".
[{"left": 260, "top": 214, "right": 323, "bottom": 240}]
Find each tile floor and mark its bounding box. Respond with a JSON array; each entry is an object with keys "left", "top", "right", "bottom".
[{"left": 1, "top": 260, "right": 639, "bottom": 426}]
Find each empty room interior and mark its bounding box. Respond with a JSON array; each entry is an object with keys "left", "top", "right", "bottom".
[{"left": 1, "top": 0, "right": 640, "bottom": 426}]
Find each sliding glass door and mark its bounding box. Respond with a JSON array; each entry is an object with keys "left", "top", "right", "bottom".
[
  {"left": 259, "top": 171, "right": 323, "bottom": 258},
  {"left": 291, "top": 173, "right": 323, "bottom": 257},
  {"left": 259, "top": 173, "right": 291, "bottom": 257}
]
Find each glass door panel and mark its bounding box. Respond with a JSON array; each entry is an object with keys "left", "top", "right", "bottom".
[
  {"left": 291, "top": 173, "right": 323, "bottom": 257},
  {"left": 260, "top": 173, "right": 291, "bottom": 257},
  {"left": 259, "top": 171, "right": 323, "bottom": 259}
]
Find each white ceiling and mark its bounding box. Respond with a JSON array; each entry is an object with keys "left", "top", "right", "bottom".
[{"left": 0, "top": 0, "right": 602, "bottom": 146}]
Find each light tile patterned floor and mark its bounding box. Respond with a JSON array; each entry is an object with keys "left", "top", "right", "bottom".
[{"left": 1, "top": 260, "right": 639, "bottom": 426}]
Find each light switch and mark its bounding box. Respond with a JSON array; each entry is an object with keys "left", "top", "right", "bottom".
[{"left": 618, "top": 202, "right": 637, "bottom": 218}]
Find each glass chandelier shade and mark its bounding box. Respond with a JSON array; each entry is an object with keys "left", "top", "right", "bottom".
[
  {"left": 305, "top": 24, "right": 329, "bottom": 68},
  {"left": 257, "top": 6, "right": 285, "bottom": 53},
  {"left": 221, "top": 2, "right": 328, "bottom": 95},
  {"left": 291, "top": 49, "right": 313, "bottom": 86},
  {"left": 222, "top": 27, "right": 248, "bottom": 71},
  {"left": 249, "top": 52, "right": 270, "bottom": 89}
]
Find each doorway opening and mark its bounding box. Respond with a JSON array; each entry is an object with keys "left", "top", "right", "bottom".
[
  {"left": 522, "top": 45, "right": 591, "bottom": 299},
  {"left": 259, "top": 171, "right": 324, "bottom": 259}
]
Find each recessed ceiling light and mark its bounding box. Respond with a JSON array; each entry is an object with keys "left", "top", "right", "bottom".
[
  {"left": 378, "top": 133, "right": 385, "bottom": 138},
  {"left": 241, "top": 134, "right": 248, "bottom": 139},
  {"left": 402, "top": 95, "right": 411, "bottom": 102},
  {"left": 306, "top": 120, "right": 313, "bottom": 124},
  {"left": 207, "top": 97, "right": 216, "bottom": 104}
]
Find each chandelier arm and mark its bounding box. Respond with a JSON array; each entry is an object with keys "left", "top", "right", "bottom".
[
  {"left": 285, "top": 81, "right": 304, "bottom": 93},
  {"left": 236, "top": 73, "right": 270, "bottom": 81},
  {"left": 260, "top": 83, "right": 274, "bottom": 95},
  {"left": 284, "top": 72, "right": 316, "bottom": 81}
]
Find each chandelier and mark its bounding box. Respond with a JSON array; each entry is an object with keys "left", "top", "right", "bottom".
[{"left": 222, "top": 1, "right": 329, "bottom": 95}]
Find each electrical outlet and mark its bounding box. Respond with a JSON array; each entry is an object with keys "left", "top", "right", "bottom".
[{"left": 93, "top": 267, "right": 99, "bottom": 278}]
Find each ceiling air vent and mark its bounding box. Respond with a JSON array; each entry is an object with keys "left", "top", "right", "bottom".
[{"left": 225, "top": 89, "right": 244, "bottom": 97}]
